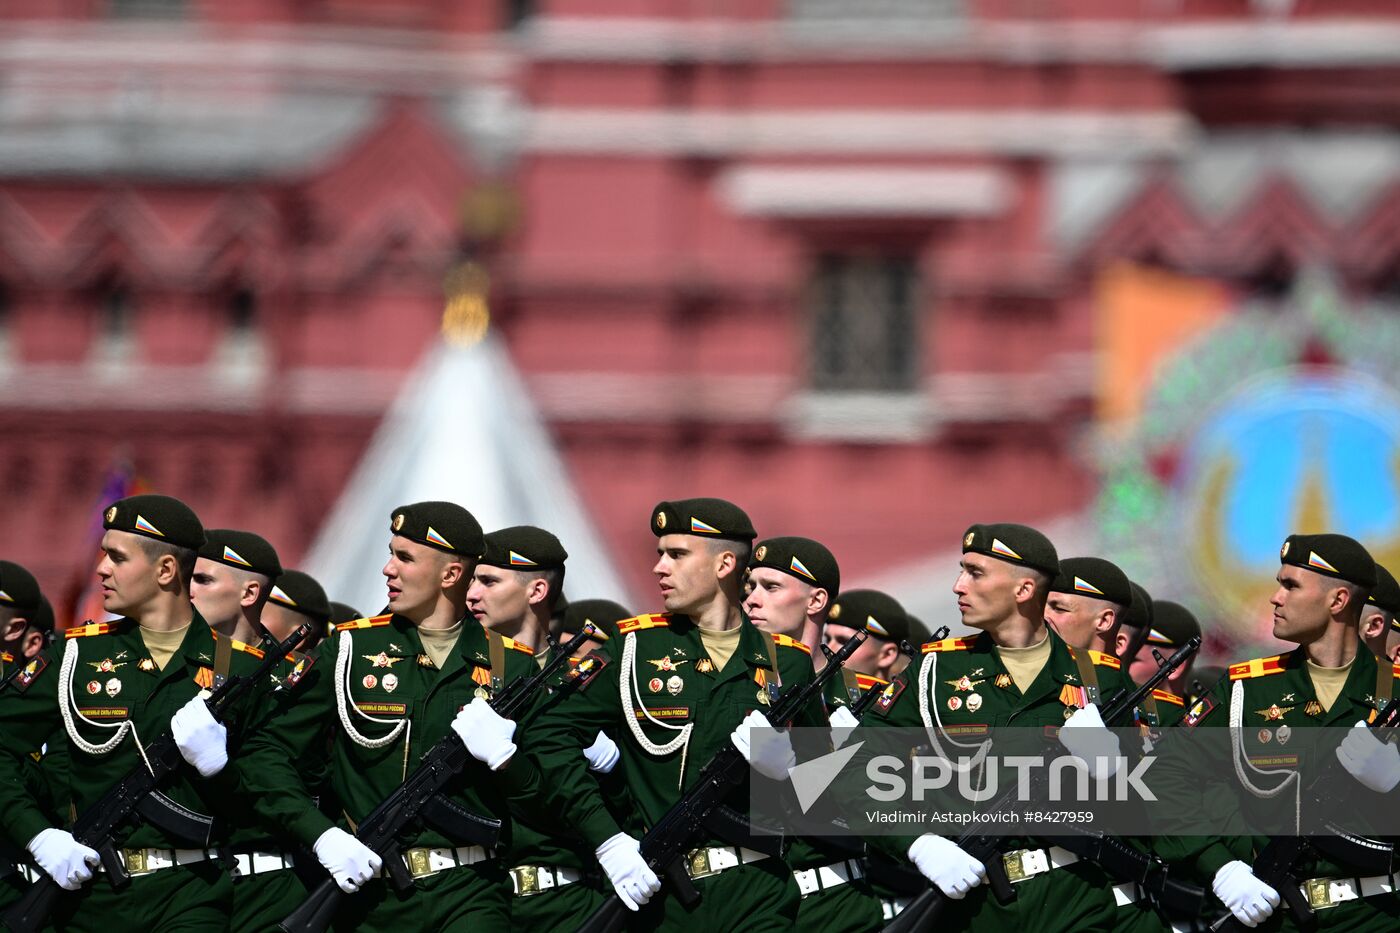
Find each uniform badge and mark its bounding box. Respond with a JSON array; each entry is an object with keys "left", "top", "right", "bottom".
[
  {"left": 89, "top": 658, "right": 125, "bottom": 673},
  {"left": 105, "top": 678, "right": 121, "bottom": 697},
  {"left": 966, "top": 693, "right": 983, "bottom": 713},
  {"left": 649, "top": 657, "right": 687, "bottom": 672},
  {"left": 874, "top": 679, "right": 905, "bottom": 713},
  {"left": 138, "top": 658, "right": 157, "bottom": 673},
  {"left": 389, "top": 643, "right": 404, "bottom": 654},
  {"left": 382, "top": 673, "right": 398, "bottom": 693},
  {"left": 946, "top": 676, "right": 984, "bottom": 692},
  {"left": 105, "top": 506, "right": 118, "bottom": 523},
  {"left": 474, "top": 686, "right": 491, "bottom": 700},
  {"left": 362, "top": 674, "right": 378, "bottom": 689},
  {"left": 1257, "top": 728, "right": 1272, "bottom": 744},
  {"left": 392, "top": 513, "right": 405, "bottom": 531},
  {"left": 1063, "top": 706, "right": 1076, "bottom": 720},
  {"left": 754, "top": 545, "right": 767, "bottom": 561},
  {"left": 1184, "top": 695, "right": 1217, "bottom": 727},
  {"left": 1255, "top": 704, "right": 1293, "bottom": 722},
  {"left": 994, "top": 673, "right": 1013, "bottom": 690},
  {"left": 1304, "top": 700, "right": 1323, "bottom": 718},
  {"left": 86, "top": 680, "right": 102, "bottom": 695},
  {"left": 756, "top": 689, "right": 770, "bottom": 706},
  {"left": 666, "top": 675, "right": 684, "bottom": 696},
  {"left": 15, "top": 657, "right": 47, "bottom": 689},
  {"left": 648, "top": 677, "right": 664, "bottom": 693},
  {"left": 364, "top": 653, "right": 403, "bottom": 669},
  {"left": 285, "top": 657, "right": 312, "bottom": 687},
  {"left": 696, "top": 658, "right": 715, "bottom": 674},
  {"left": 417, "top": 654, "right": 435, "bottom": 668},
  {"left": 947, "top": 696, "right": 962, "bottom": 711},
  {"left": 1276, "top": 724, "right": 1291, "bottom": 745}
]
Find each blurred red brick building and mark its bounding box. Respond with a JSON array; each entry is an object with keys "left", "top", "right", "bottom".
[{"left": 3, "top": 0, "right": 1400, "bottom": 611}]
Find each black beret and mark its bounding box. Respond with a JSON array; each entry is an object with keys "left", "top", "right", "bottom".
[
  {"left": 561, "top": 598, "right": 632, "bottom": 642},
  {"left": 1120, "top": 581, "right": 1154, "bottom": 631},
  {"left": 749, "top": 536, "right": 840, "bottom": 598},
  {"left": 390, "top": 501, "right": 485, "bottom": 558},
  {"left": 267, "top": 570, "right": 331, "bottom": 625},
  {"left": 1049, "top": 557, "right": 1133, "bottom": 608},
  {"left": 0, "top": 560, "right": 43, "bottom": 615},
  {"left": 651, "top": 498, "right": 755, "bottom": 541},
  {"left": 1365, "top": 564, "right": 1400, "bottom": 627},
  {"left": 480, "top": 526, "right": 568, "bottom": 571},
  {"left": 827, "top": 589, "right": 908, "bottom": 643},
  {"left": 104, "top": 494, "right": 205, "bottom": 551},
  {"left": 199, "top": 529, "right": 282, "bottom": 579},
  {"left": 1145, "top": 600, "right": 1201, "bottom": 648},
  {"left": 32, "top": 595, "right": 54, "bottom": 634},
  {"left": 328, "top": 602, "right": 364, "bottom": 626},
  {"left": 961, "top": 523, "right": 1058, "bottom": 576},
  {"left": 905, "top": 614, "right": 933, "bottom": 647},
  {"left": 1279, "top": 533, "right": 1376, "bottom": 589}
]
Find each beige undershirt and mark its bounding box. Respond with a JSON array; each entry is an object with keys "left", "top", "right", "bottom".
[
  {"left": 140, "top": 624, "right": 190, "bottom": 671},
  {"left": 698, "top": 624, "right": 743, "bottom": 672},
  {"left": 997, "top": 633, "right": 1053, "bottom": 694},
  {"left": 534, "top": 647, "right": 551, "bottom": 671},
  {"left": 419, "top": 620, "right": 464, "bottom": 671},
  {"left": 1307, "top": 657, "right": 1354, "bottom": 712}
]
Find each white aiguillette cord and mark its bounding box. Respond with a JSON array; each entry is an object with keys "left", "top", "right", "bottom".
[
  {"left": 620, "top": 632, "right": 692, "bottom": 788},
  {"left": 335, "top": 630, "right": 409, "bottom": 752}
]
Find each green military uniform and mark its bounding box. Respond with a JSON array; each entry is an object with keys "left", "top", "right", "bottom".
[
  {"left": 239, "top": 611, "right": 542, "bottom": 932},
  {"left": 1153, "top": 533, "right": 1400, "bottom": 932},
  {"left": 0, "top": 611, "right": 267, "bottom": 932},
  {"left": 528, "top": 609, "right": 822, "bottom": 931},
  {"left": 509, "top": 599, "right": 635, "bottom": 928}
]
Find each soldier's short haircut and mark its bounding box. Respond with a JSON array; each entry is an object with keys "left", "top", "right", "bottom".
[
  {"left": 516, "top": 566, "right": 566, "bottom": 611},
  {"left": 705, "top": 537, "right": 752, "bottom": 579},
  {"left": 136, "top": 537, "right": 198, "bottom": 588},
  {"left": 1339, "top": 581, "right": 1370, "bottom": 621}
]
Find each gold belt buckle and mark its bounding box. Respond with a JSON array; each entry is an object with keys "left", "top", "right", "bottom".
[
  {"left": 513, "top": 865, "right": 541, "bottom": 896},
  {"left": 1002, "top": 849, "right": 1030, "bottom": 884},
  {"left": 404, "top": 847, "right": 433, "bottom": 879},
  {"left": 687, "top": 848, "right": 718, "bottom": 880},
  {"left": 124, "top": 848, "right": 151, "bottom": 876},
  {"left": 1304, "top": 878, "right": 1339, "bottom": 910}
]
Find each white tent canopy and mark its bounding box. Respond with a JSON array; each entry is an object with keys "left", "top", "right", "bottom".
[{"left": 304, "top": 335, "right": 631, "bottom": 616}]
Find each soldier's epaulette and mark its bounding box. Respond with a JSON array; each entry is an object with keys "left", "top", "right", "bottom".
[
  {"left": 922, "top": 636, "right": 975, "bottom": 654},
  {"left": 1392, "top": 663, "right": 1400, "bottom": 679},
  {"left": 855, "top": 672, "right": 889, "bottom": 690},
  {"left": 1151, "top": 688, "right": 1184, "bottom": 707},
  {"left": 335, "top": 614, "right": 392, "bottom": 632},
  {"left": 771, "top": 633, "right": 811, "bottom": 655},
  {"left": 212, "top": 633, "right": 265, "bottom": 659},
  {"left": 1087, "top": 650, "right": 1121, "bottom": 670},
  {"left": 501, "top": 636, "right": 534, "bottom": 656},
  {"left": 1229, "top": 655, "right": 1286, "bottom": 680},
  {"left": 0, "top": 650, "right": 11, "bottom": 664},
  {"left": 65, "top": 622, "right": 118, "bottom": 639},
  {"left": 617, "top": 613, "right": 669, "bottom": 635}
]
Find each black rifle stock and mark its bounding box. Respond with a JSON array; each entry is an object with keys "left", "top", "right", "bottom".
[
  {"left": 884, "top": 637, "right": 1202, "bottom": 933},
  {"left": 1209, "top": 697, "right": 1400, "bottom": 933},
  {"left": 279, "top": 625, "right": 597, "bottom": 933},
  {"left": 2, "top": 623, "right": 311, "bottom": 933},
  {"left": 576, "top": 630, "right": 871, "bottom": 933}
]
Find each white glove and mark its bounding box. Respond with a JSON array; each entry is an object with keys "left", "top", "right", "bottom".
[
  {"left": 1212, "top": 860, "right": 1280, "bottom": 928},
  {"left": 730, "top": 709, "right": 796, "bottom": 781},
  {"left": 595, "top": 832, "right": 660, "bottom": 911},
  {"left": 1336, "top": 720, "right": 1400, "bottom": 793},
  {"left": 829, "top": 705, "right": 860, "bottom": 748},
  {"left": 171, "top": 691, "right": 228, "bottom": 777},
  {"left": 583, "top": 730, "right": 621, "bottom": 774},
  {"left": 450, "top": 698, "right": 518, "bottom": 771},
  {"left": 1058, "top": 704, "right": 1121, "bottom": 778},
  {"left": 313, "top": 827, "right": 382, "bottom": 894},
  {"left": 26, "top": 828, "right": 99, "bottom": 891},
  {"left": 907, "top": 833, "right": 986, "bottom": 899}
]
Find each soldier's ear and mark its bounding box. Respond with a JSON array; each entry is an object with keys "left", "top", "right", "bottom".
[
  {"left": 806, "top": 587, "right": 830, "bottom": 617},
  {"left": 440, "top": 558, "right": 466, "bottom": 588},
  {"left": 240, "top": 578, "right": 263, "bottom": 609},
  {"left": 1096, "top": 606, "right": 1117, "bottom": 635},
  {"left": 154, "top": 553, "right": 180, "bottom": 587}
]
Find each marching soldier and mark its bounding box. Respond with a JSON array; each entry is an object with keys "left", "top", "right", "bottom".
[
  {"left": 0, "top": 494, "right": 266, "bottom": 932},
  {"left": 744, "top": 540, "right": 884, "bottom": 933},
  {"left": 190, "top": 530, "right": 282, "bottom": 646},
  {"left": 1, "top": 561, "right": 48, "bottom": 668},
  {"left": 853, "top": 523, "right": 1125, "bottom": 932},
  {"left": 527, "top": 498, "right": 822, "bottom": 930},
  {"left": 1360, "top": 563, "right": 1400, "bottom": 664},
  {"left": 238, "top": 501, "right": 544, "bottom": 932},
  {"left": 1154, "top": 533, "right": 1400, "bottom": 931},
  {"left": 467, "top": 527, "right": 567, "bottom": 669}
]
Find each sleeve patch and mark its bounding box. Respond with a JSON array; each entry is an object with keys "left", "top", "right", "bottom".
[
  {"left": 565, "top": 651, "right": 609, "bottom": 692},
  {"left": 12, "top": 655, "right": 49, "bottom": 691},
  {"left": 283, "top": 652, "right": 315, "bottom": 687},
  {"left": 1183, "top": 694, "right": 1219, "bottom": 727}
]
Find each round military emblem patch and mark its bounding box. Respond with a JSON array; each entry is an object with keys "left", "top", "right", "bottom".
[
  {"left": 362, "top": 674, "right": 378, "bottom": 689},
  {"left": 391, "top": 513, "right": 405, "bottom": 532},
  {"left": 755, "top": 545, "right": 767, "bottom": 561},
  {"left": 655, "top": 511, "right": 667, "bottom": 530},
  {"left": 86, "top": 680, "right": 101, "bottom": 695},
  {"left": 105, "top": 506, "right": 118, "bottom": 523}
]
